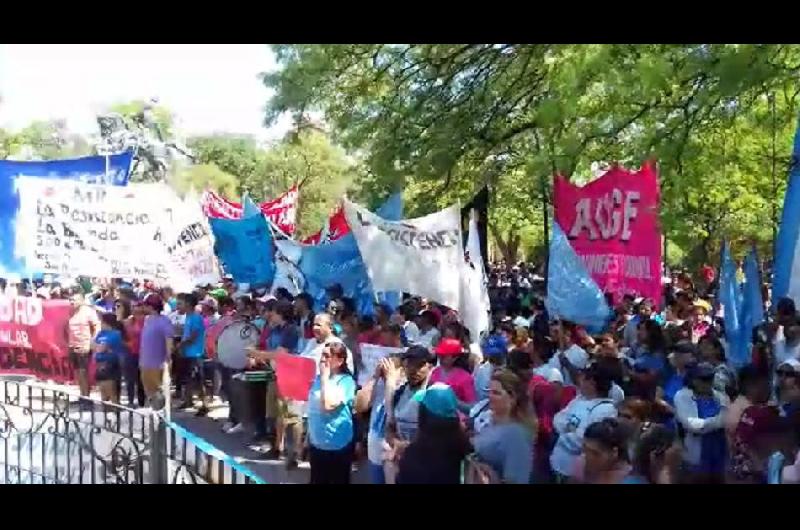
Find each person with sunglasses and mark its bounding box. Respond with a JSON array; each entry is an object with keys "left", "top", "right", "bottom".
[
  {"left": 674, "top": 362, "right": 730, "bottom": 483},
  {"left": 307, "top": 342, "right": 357, "bottom": 484}
]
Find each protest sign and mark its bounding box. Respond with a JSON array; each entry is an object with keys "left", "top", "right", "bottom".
[
  {"left": 553, "top": 162, "right": 662, "bottom": 305},
  {"left": 0, "top": 151, "right": 133, "bottom": 277},
  {"left": 201, "top": 186, "right": 299, "bottom": 235},
  {"left": 208, "top": 214, "right": 275, "bottom": 287},
  {"left": 14, "top": 177, "right": 172, "bottom": 279},
  {"left": 0, "top": 296, "right": 75, "bottom": 383},
  {"left": 160, "top": 194, "right": 220, "bottom": 292},
  {"left": 273, "top": 353, "right": 317, "bottom": 401},
  {"left": 344, "top": 199, "right": 464, "bottom": 310},
  {"left": 357, "top": 344, "right": 405, "bottom": 386}
]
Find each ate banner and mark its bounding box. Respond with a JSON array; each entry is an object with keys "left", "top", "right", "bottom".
[
  {"left": 553, "top": 162, "right": 662, "bottom": 306},
  {"left": 201, "top": 187, "right": 299, "bottom": 235},
  {"left": 0, "top": 296, "right": 75, "bottom": 383}
]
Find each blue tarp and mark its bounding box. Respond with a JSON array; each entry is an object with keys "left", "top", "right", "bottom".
[{"left": 209, "top": 214, "right": 275, "bottom": 288}]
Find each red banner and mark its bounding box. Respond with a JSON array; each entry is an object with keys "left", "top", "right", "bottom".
[
  {"left": 553, "top": 162, "right": 662, "bottom": 306},
  {"left": 273, "top": 353, "right": 316, "bottom": 401},
  {"left": 301, "top": 204, "right": 350, "bottom": 245},
  {"left": 201, "top": 186, "right": 299, "bottom": 235},
  {"left": 0, "top": 296, "right": 75, "bottom": 383}
]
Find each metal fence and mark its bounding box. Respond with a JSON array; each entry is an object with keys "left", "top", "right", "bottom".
[{"left": 0, "top": 376, "right": 264, "bottom": 484}]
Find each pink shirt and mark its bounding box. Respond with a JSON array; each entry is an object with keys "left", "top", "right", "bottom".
[{"left": 430, "top": 366, "right": 476, "bottom": 404}]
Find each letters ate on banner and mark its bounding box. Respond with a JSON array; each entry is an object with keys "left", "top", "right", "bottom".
[
  {"left": 15, "top": 177, "right": 172, "bottom": 279},
  {"left": 553, "top": 162, "right": 662, "bottom": 305}
]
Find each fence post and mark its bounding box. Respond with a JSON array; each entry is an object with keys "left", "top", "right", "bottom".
[{"left": 147, "top": 414, "right": 168, "bottom": 484}]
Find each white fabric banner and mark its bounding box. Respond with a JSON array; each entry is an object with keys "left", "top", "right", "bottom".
[
  {"left": 158, "top": 193, "right": 221, "bottom": 292},
  {"left": 357, "top": 343, "right": 405, "bottom": 386},
  {"left": 461, "top": 211, "right": 491, "bottom": 342},
  {"left": 344, "top": 199, "right": 463, "bottom": 310},
  {"left": 15, "top": 177, "right": 173, "bottom": 279}
]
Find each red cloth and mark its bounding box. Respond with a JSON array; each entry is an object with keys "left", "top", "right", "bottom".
[
  {"left": 258, "top": 325, "right": 271, "bottom": 350},
  {"left": 123, "top": 317, "right": 145, "bottom": 357},
  {"left": 302, "top": 205, "right": 350, "bottom": 244},
  {"left": 529, "top": 375, "right": 577, "bottom": 476},
  {"left": 273, "top": 353, "right": 317, "bottom": 401}
]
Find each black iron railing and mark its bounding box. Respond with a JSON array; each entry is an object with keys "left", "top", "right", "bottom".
[{"left": 0, "top": 376, "right": 264, "bottom": 485}]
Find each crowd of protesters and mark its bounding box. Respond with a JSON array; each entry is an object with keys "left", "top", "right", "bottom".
[{"left": 4, "top": 257, "right": 800, "bottom": 485}]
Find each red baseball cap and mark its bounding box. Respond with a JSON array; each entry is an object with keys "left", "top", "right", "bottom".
[
  {"left": 736, "top": 405, "right": 783, "bottom": 446},
  {"left": 434, "top": 338, "right": 463, "bottom": 357}
]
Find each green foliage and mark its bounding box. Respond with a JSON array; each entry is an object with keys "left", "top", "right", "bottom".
[
  {"left": 264, "top": 44, "right": 800, "bottom": 266},
  {"left": 171, "top": 163, "right": 239, "bottom": 198},
  {"left": 109, "top": 100, "right": 174, "bottom": 139}
]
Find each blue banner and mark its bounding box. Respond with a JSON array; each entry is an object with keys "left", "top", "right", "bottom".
[
  {"left": 242, "top": 192, "right": 261, "bottom": 219},
  {"left": 209, "top": 214, "right": 275, "bottom": 288},
  {"left": 0, "top": 151, "right": 134, "bottom": 277},
  {"left": 545, "top": 222, "right": 611, "bottom": 333},
  {"left": 734, "top": 247, "right": 764, "bottom": 369},
  {"left": 299, "top": 233, "right": 375, "bottom": 315},
  {"left": 374, "top": 192, "right": 403, "bottom": 311}
]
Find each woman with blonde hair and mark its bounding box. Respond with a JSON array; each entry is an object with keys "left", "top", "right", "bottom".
[{"left": 468, "top": 369, "right": 536, "bottom": 483}]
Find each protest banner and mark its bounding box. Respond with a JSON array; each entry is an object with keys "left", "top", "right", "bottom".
[
  {"left": 208, "top": 214, "right": 275, "bottom": 287},
  {"left": 0, "top": 296, "right": 75, "bottom": 383},
  {"left": 553, "top": 162, "right": 662, "bottom": 306},
  {"left": 14, "top": 177, "right": 172, "bottom": 279},
  {"left": 272, "top": 353, "right": 317, "bottom": 401},
  {"left": 160, "top": 194, "right": 220, "bottom": 292},
  {"left": 201, "top": 186, "right": 299, "bottom": 235},
  {"left": 0, "top": 152, "right": 134, "bottom": 277},
  {"left": 344, "top": 199, "right": 464, "bottom": 311},
  {"left": 357, "top": 344, "right": 405, "bottom": 386}
]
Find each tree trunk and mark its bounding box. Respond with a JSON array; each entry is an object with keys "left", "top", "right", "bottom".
[{"left": 490, "top": 224, "right": 521, "bottom": 265}]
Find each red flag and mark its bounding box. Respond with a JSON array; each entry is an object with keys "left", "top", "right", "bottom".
[
  {"left": 301, "top": 204, "right": 351, "bottom": 244},
  {"left": 273, "top": 353, "right": 317, "bottom": 401},
  {"left": 201, "top": 186, "right": 299, "bottom": 235}
]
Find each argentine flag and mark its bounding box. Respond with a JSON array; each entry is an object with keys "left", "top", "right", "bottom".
[{"left": 773, "top": 115, "right": 800, "bottom": 308}]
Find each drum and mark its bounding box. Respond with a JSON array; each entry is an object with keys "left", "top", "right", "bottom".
[{"left": 216, "top": 320, "right": 260, "bottom": 370}]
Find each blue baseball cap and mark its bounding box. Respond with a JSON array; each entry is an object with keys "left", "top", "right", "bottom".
[
  {"left": 482, "top": 334, "right": 508, "bottom": 358},
  {"left": 412, "top": 383, "right": 459, "bottom": 419}
]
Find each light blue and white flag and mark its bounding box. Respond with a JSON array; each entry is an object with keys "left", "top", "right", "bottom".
[
  {"left": 720, "top": 241, "right": 747, "bottom": 368},
  {"left": 545, "top": 222, "right": 612, "bottom": 332},
  {"left": 773, "top": 114, "right": 800, "bottom": 309}
]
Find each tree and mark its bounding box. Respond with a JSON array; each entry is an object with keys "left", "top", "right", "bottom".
[
  {"left": 264, "top": 44, "right": 800, "bottom": 265},
  {"left": 171, "top": 163, "right": 239, "bottom": 198}
]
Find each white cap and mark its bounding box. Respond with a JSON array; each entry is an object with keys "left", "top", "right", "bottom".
[
  {"left": 565, "top": 346, "right": 590, "bottom": 371},
  {"left": 512, "top": 316, "right": 530, "bottom": 328},
  {"left": 546, "top": 368, "right": 564, "bottom": 384}
]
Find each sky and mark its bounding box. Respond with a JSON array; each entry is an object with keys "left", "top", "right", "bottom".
[{"left": 0, "top": 44, "right": 292, "bottom": 143}]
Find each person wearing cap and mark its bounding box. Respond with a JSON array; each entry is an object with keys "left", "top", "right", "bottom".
[
  {"left": 413, "top": 310, "right": 440, "bottom": 349},
  {"left": 547, "top": 321, "right": 589, "bottom": 387},
  {"left": 395, "top": 383, "right": 471, "bottom": 484},
  {"left": 474, "top": 334, "right": 508, "bottom": 402},
  {"left": 470, "top": 369, "right": 535, "bottom": 484},
  {"left": 728, "top": 405, "right": 788, "bottom": 483},
  {"left": 430, "top": 338, "right": 476, "bottom": 410},
  {"left": 777, "top": 359, "right": 800, "bottom": 418},
  {"left": 139, "top": 294, "right": 175, "bottom": 406},
  {"left": 384, "top": 346, "right": 436, "bottom": 483},
  {"left": 674, "top": 362, "right": 730, "bottom": 483},
  {"left": 550, "top": 362, "right": 617, "bottom": 482}
]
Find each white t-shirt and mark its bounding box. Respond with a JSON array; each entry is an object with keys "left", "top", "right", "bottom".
[
  {"left": 773, "top": 327, "right": 800, "bottom": 367},
  {"left": 403, "top": 321, "right": 420, "bottom": 345},
  {"left": 414, "top": 328, "right": 440, "bottom": 349},
  {"left": 547, "top": 344, "right": 589, "bottom": 386},
  {"left": 299, "top": 334, "right": 354, "bottom": 374}
]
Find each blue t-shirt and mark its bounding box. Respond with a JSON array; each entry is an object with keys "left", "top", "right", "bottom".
[
  {"left": 695, "top": 396, "right": 726, "bottom": 474},
  {"left": 307, "top": 373, "right": 356, "bottom": 451},
  {"left": 181, "top": 313, "right": 206, "bottom": 359},
  {"left": 634, "top": 351, "right": 667, "bottom": 382},
  {"left": 94, "top": 329, "right": 125, "bottom": 363},
  {"left": 267, "top": 323, "right": 300, "bottom": 354}
]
